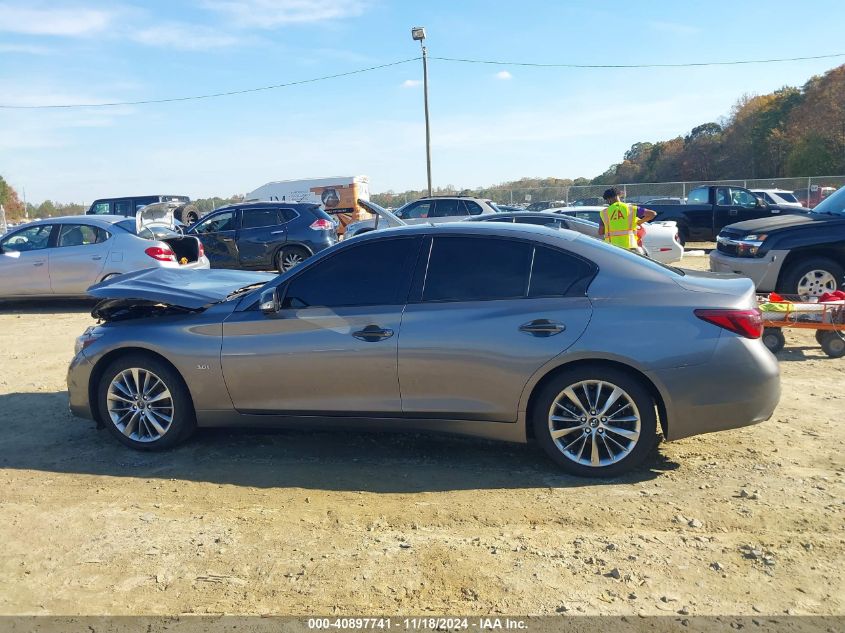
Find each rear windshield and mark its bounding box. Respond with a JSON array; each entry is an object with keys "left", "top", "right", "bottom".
[{"left": 309, "top": 206, "right": 335, "bottom": 222}]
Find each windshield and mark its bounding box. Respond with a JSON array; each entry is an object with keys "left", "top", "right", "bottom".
[{"left": 811, "top": 187, "right": 845, "bottom": 216}]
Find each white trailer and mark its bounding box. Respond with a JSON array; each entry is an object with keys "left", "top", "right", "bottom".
[{"left": 247, "top": 176, "right": 370, "bottom": 233}]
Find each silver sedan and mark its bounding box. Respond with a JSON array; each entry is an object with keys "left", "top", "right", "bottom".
[
  {"left": 67, "top": 222, "right": 779, "bottom": 477},
  {"left": 0, "top": 213, "right": 209, "bottom": 299}
]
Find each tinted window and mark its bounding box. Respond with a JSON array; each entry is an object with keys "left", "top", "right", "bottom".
[
  {"left": 486, "top": 216, "right": 515, "bottom": 223},
  {"left": 398, "top": 201, "right": 432, "bottom": 219},
  {"left": 715, "top": 188, "right": 730, "bottom": 206},
  {"left": 194, "top": 211, "right": 236, "bottom": 233},
  {"left": 514, "top": 216, "right": 560, "bottom": 227},
  {"left": 462, "top": 200, "right": 484, "bottom": 215},
  {"left": 423, "top": 237, "right": 532, "bottom": 302},
  {"left": 687, "top": 188, "right": 709, "bottom": 204},
  {"left": 2, "top": 225, "right": 52, "bottom": 252},
  {"left": 134, "top": 197, "right": 159, "bottom": 211},
  {"left": 241, "top": 208, "right": 280, "bottom": 229},
  {"left": 114, "top": 200, "right": 133, "bottom": 216},
  {"left": 433, "top": 199, "right": 461, "bottom": 217},
  {"left": 529, "top": 246, "right": 594, "bottom": 297},
  {"left": 282, "top": 238, "right": 418, "bottom": 309},
  {"left": 57, "top": 224, "right": 109, "bottom": 247},
  {"left": 280, "top": 208, "right": 299, "bottom": 222},
  {"left": 90, "top": 202, "right": 111, "bottom": 215}
]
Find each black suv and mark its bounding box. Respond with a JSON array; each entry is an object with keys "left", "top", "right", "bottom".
[
  {"left": 87, "top": 195, "right": 202, "bottom": 224},
  {"left": 186, "top": 202, "right": 338, "bottom": 272}
]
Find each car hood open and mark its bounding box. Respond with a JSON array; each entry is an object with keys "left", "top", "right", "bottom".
[{"left": 87, "top": 268, "right": 276, "bottom": 310}]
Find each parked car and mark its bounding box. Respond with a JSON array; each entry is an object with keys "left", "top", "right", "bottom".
[
  {"left": 185, "top": 201, "right": 337, "bottom": 272},
  {"left": 0, "top": 206, "right": 208, "bottom": 299},
  {"left": 750, "top": 189, "right": 803, "bottom": 208},
  {"left": 472, "top": 209, "right": 683, "bottom": 264},
  {"left": 571, "top": 197, "right": 606, "bottom": 207},
  {"left": 710, "top": 185, "right": 845, "bottom": 296},
  {"left": 87, "top": 195, "right": 203, "bottom": 225},
  {"left": 525, "top": 200, "right": 567, "bottom": 211},
  {"left": 794, "top": 186, "right": 836, "bottom": 209},
  {"left": 69, "top": 222, "right": 779, "bottom": 477},
  {"left": 645, "top": 185, "right": 808, "bottom": 244},
  {"left": 344, "top": 196, "right": 499, "bottom": 238}
]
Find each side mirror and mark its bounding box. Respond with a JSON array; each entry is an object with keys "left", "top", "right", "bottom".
[{"left": 259, "top": 288, "right": 279, "bottom": 314}]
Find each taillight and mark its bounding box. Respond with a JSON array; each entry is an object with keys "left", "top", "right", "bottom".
[
  {"left": 144, "top": 246, "right": 177, "bottom": 262},
  {"left": 309, "top": 218, "right": 333, "bottom": 231},
  {"left": 694, "top": 308, "right": 763, "bottom": 339},
  {"left": 197, "top": 241, "right": 205, "bottom": 258}
]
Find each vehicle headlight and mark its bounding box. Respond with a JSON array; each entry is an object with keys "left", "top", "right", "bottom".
[
  {"left": 74, "top": 327, "right": 103, "bottom": 355},
  {"left": 744, "top": 234, "right": 768, "bottom": 242}
]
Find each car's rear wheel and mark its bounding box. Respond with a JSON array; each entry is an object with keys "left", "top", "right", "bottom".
[
  {"left": 98, "top": 354, "right": 195, "bottom": 450},
  {"left": 276, "top": 246, "right": 310, "bottom": 273},
  {"left": 777, "top": 257, "right": 843, "bottom": 298},
  {"left": 532, "top": 366, "right": 658, "bottom": 477}
]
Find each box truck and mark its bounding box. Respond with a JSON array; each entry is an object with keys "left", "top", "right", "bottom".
[{"left": 247, "top": 176, "right": 370, "bottom": 234}]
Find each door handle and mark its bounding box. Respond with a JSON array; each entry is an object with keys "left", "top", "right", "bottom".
[
  {"left": 519, "top": 319, "right": 565, "bottom": 337},
  {"left": 92, "top": 256, "right": 102, "bottom": 260},
  {"left": 33, "top": 262, "right": 45, "bottom": 267},
  {"left": 221, "top": 237, "right": 235, "bottom": 242},
  {"left": 352, "top": 325, "right": 394, "bottom": 342},
  {"left": 729, "top": 209, "right": 739, "bottom": 216},
  {"left": 270, "top": 230, "right": 285, "bottom": 235}
]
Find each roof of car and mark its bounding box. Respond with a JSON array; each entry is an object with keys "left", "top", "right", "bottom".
[
  {"left": 213, "top": 201, "right": 321, "bottom": 212},
  {"left": 548, "top": 206, "right": 606, "bottom": 212},
  {"left": 26, "top": 215, "right": 129, "bottom": 226},
  {"left": 750, "top": 189, "right": 793, "bottom": 193},
  {"left": 353, "top": 219, "right": 581, "bottom": 242}
]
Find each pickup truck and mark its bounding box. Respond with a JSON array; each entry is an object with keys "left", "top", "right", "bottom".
[
  {"left": 644, "top": 185, "right": 807, "bottom": 243},
  {"left": 709, "top": 186, "right": 845, "bottom": 296}
]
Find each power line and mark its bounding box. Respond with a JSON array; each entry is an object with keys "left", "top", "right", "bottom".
[
  {"left": 431, "top": 52, "right": 845, "bottom": 68},
  {"left": 0, "top": 57, "right": 421, "bottom": 110},
  {"left": 2, "top": 51, "right": 843, "bottom": 110}
]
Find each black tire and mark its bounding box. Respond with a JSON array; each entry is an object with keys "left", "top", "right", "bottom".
[
  {"left": 97, "top": 353, "right": 196, "bottom": 451},
  {"left": 762, "top": 328, "right": 786, "bottom": 354},
  {"left": 276, "top": 245, "right": 310, "bottom": 273},
  {"left": 532, "top": 366, "right": 659, "bottom": 478},
  {"left": 819, "top": 331, "right": 845, "bottom": 359},
  {"left": 777, "top": 257, "right": 844, "bottom": 297},
  {"left": 815, "top": 330, "right": 827, "bottom": 345},
  {"left": 175, "top": 204, "right": 200, "bottom": 225},
  {"left": 676, "top": 225, "right": 689, "bottom": 247}
]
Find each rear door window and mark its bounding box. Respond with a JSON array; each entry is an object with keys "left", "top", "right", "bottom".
[
  {"left": 528, "top": 246, "right": 595, "bottom": 297},
  {"left": 433, "top": 199, "right": 461, "bottom": 217},
  {"left": 57, "top": 224, "right": 110, "bottom": 247},
  {"left": 114, "top": 200, "right": 133, "bottom": 216},
  {"left": 241, "top": 208, "right": 281, "bottom": 229},
  {"left": 422, "top": 237, "right": 533, "bottom": 302}
]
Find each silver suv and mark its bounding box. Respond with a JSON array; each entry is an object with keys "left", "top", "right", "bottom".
[{"left": 345, "top": 196, "right": 499, "bottom": 238}]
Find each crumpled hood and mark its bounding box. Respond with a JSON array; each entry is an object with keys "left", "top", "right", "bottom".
[{"left": 87, "top": 268, "right": 276, "bottom": 309}]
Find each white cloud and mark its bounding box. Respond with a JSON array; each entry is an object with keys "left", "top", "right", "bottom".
[
  {"left": 495, "top": 70, "right": 513, "bottom": 80},
  {"left": 200, "top": 0, "right": 370, "bottom": 27},
  {"left": 401, "top": 79, "right": 422, "bottom": 88},
  {"left": 0, "top": 43, "right": 52, "bottom": 55},
  {"left": 131, "top": 23, "right": 239, "bottom": 50},
  {"left": 0, "top": 4, "right": 113, "bottom": 36}
]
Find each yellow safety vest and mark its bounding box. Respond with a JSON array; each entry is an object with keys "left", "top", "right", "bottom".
[{"left": 600, "top": 202, "right": 638, "bottom": 249}]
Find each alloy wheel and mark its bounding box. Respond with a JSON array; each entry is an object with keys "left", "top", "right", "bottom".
[
  {"left": 797, "top": 269, "right": 837, "bottom": 297},
  {"left": 106, "top": 368, "right": 174, "bottom": 442},
  {"left": 281, "top": 251, "right": 305, "bottom": 271},
  {"left": 547, "top": 380, "right": 641, "bottom": 467}
]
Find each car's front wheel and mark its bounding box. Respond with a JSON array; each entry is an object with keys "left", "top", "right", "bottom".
[
  {"left": 778, "top": 257, "right": 843, "bottom": 298},
  {"left": 98, "top": 354, "right": 195, "bottom": 450},
  {"left": 532, "top": 366, "right": 658, "bottom": 477}
]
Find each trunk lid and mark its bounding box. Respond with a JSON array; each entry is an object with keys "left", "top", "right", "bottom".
[
  {"left": 88, "top": 268, "right": 275, "bottom": 309},
  {"left": 136, "top": 201, "right": 178, "bottom": 232},
  {"left": 674, "top": 270, "right": 757, "bottom": 308}
]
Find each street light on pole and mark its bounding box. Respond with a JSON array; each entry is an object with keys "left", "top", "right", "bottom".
[{"left": 411, "top": 26, "right": 432, "bottom": 197}]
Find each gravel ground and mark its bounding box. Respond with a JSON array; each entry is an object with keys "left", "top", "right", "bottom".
[{"left": 0, "top": 253, "right": 843, "bottom": 616}]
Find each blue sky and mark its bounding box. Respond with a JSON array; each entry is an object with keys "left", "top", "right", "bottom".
[{"left": 1, "top": 0, "right": 844, "bottom": 205}]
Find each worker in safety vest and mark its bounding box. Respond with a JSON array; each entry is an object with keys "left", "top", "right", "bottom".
[{"left": 598, "top": 187, "right": 656, "bottom": 254}]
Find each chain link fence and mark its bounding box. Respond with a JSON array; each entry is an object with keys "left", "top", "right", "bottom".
[{"left": 388, "top": 175, "right": 845, "bottom": 209}]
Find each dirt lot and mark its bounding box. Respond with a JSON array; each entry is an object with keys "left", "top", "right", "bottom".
[{"left": 1, "top": 254, "right": 843, "bottom": 617}]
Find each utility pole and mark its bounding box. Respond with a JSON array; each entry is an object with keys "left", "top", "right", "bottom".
[{"left": 411, "top": 27, "right": 432, "bottom": 197}]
